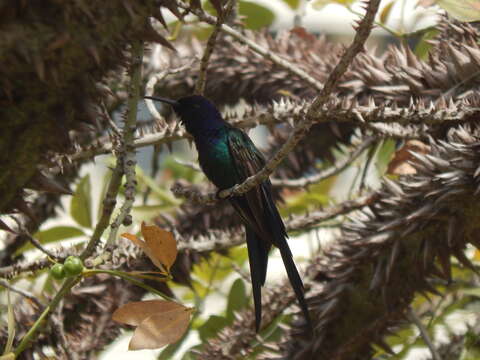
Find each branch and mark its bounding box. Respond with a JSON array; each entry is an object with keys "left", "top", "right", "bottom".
[
  {"left": 65, "top": 98, "right": 480, "bottom": 165},
  {"left": 145, "top": 58, "right": 198, "bottom": 127},
  {"left": 175, "top": 194, "right": 372, "bottom": 253},
  {"left": 106, "top": 40, "right": 143, "bottom": 249},
  {"left": 174, "top": 0, "right": 381, "bottom": 202},
  {"left": 194, "top": 1, "right": 234, "bottom": 95},
  {"left": 285, "top": 192, "right": 377, "bottom": 232},
  {"left": 270, "top": 136, "right": 377, "bottom": 188},
  {"left": 178, "top": 0, "right": 324, "bottom": 92},
  {"left": 0, "top": 279, "right": 43, "bottom": 308},
  {"left": 407, "top": 308, "right": 441, "bottom": 360}
]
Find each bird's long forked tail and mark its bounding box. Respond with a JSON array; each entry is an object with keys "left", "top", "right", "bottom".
[
  {"left": 245, "top": 228, "right": 269, "bottom": 332},
  {"left": 278, "top": 245, "right": 313, "bottom": 333}
]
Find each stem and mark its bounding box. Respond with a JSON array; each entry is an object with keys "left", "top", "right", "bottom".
[
  {"left": 407, "top": 308, "right": 441, "bottom": 360},
  {"left": 85, "top": 269, "right": 175, "bottom": 302},
  {"left": 106, "top": 40, "right": 143, "bottom": 249},
  {"left": 347, "top": 6, "right": 400, "bottom": 37},
  {"left": 14, "top": 277, "right": 80, "bottom": 356}
]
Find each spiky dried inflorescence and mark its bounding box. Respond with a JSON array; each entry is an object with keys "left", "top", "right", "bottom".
[
  {"left": 276, "top": 124, "right": 480, "bottom": 359},
  {"left": 196, "top": 280, "right": 299, "bottom": 360},
  {"left": 151, "top": 17, "right": 480, "bottom": 106},
  {"left": 194, "top": 123, "right": 480, "bottom": 360}
]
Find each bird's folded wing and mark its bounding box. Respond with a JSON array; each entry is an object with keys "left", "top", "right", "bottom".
[{"left": 226, "top": 128, "right": 270, "bottom": 240}]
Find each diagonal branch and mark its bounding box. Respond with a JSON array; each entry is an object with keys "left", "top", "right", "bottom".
[
  {"left": 270, "top": 136, "right": 377, "bottom": 188},
  {"left": 178, "top": 0, "right": 324, "bottom": 92},
  {"left": 173, "top": 0, "right": 381, "bottom": 202}
]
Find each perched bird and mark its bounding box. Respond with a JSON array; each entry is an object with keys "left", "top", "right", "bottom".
[{"left": 145, "top": 94, "right": 311, "bottom": 332}]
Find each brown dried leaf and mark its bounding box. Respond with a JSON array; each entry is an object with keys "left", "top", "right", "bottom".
[
  {"left": 129, "top": 306, "right": 193, "bottom": 350},
  {"left": 387, "top": 140, "right": 430, "bottom": 175},
  {"left": 122, "top": 223, "right": 178, "bottom": 272},
  {"left": 113, "top": 300, "right": 185, "bottom": 326},
  {"left": 142, "top": 222, "right": 177, "bottom": 271},
  {"left": 290, "top": 27, "right": 316, "bottom": 42},
  {"left": 122, "top": 232, "right": 163, "bottom": 270}
]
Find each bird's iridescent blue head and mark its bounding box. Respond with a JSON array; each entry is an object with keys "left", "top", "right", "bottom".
[{"left": 145, "top": 95, "right": 225, "bottom": 135}]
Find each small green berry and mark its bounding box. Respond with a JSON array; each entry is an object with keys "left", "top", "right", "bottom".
[
  {"left": 63, "top": 256, "right": 84, "bottom": 277},
  {"left": 50, "top": 263, "right": 65, "bottom": 280}
]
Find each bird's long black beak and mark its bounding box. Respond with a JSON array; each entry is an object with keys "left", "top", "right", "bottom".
[{"left": 144, "top": 95, "right": 179, "bottom": 107}]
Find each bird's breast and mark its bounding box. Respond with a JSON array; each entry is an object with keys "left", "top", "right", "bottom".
[{"left": 196, "top": 138, "right": 238, "bottom": 189}]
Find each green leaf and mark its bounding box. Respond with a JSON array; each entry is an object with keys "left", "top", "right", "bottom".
[
  {"left": 181, "top": 345, "right": 202, "bottom": 360},
  {"left": 280, "top": 177, "right": 333, "bottom": 216},
  {"left": 198, "top": 315, "right": 229, "bottom": 341},
  {"left": 282, "top": 0, "right": 301, "bottom": 9},
  {"left": 163, "top": 156, "right": 204, "bottom": 184},
  {"left": 70, "top": 174, "right": 93, "bottom": 228},
  {"left": 463, "top": 288, "right": 480, "bottom": 298},
  {"left": 414, "top": 27, "right": 440, "bottom": 60},
  {"left": 379, "top": 0, "right": 395, "bottom": 24},
  {"left": 17, "top": 226, "right": 85, "bottom": 254},
  {"left": 239, "top": 1, "right": 275, "bottom": 30},
  {"left": 248, "top": 314, "right": 292, "bottom": 358},
  {"left": 226, "top": 279, "right": 248, "bottom": 322},
  {"left": 228, "top": 246, "right": 248, "bottom": 267},
  {"left": 436, "top": 0, "right": 480, "bottom": 22},
  {"left": 97, "top": 168, "right": 112, "bottom": 220},
  {"left": 36, "top": 226, "right": 85, "bottom": 243},
  {"left": 136, "top": 167, "right": 181, "bottom": 206},
  {"left": 312, "top": 0, "right": 354, "bottom": 10},
  {"left": 192, "top": 253, "right": 235, "bottom": 287},
  {"left": 4, "top": 289, "right": 15, "bottom": 354},
  {"left": 375, "top": 139, "right": 396, "bottom": 176}
]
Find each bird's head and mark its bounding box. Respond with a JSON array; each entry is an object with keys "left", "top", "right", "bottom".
[{"left": 145, "top": 95, "right": 225, "bottom": 135}]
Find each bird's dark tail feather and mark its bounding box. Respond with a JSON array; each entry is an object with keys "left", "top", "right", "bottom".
[
  {"left": 245, "top": 228, "right": 269, "bottom": 332},
  {"left": 262, "top": 184, "right": 312, "bottom": 332},
  {"left": 278, "top": 246, "right": 312, "bottom": 331}
]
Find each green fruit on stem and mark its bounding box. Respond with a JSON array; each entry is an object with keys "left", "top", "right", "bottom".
[
  {"left": 63, "top": 256, "right": 84, "bottom": 277},
  {"left": 50, "top": 263, "right": 66, "bottom": 280}
]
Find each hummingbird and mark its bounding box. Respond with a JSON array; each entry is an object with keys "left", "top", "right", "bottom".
[{"left": 145, "top": 94, "right": 311, "bottom": 332}]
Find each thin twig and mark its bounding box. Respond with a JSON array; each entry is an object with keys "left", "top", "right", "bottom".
[
  {"left": 0, "top": 257, "right": 55, "bottom": 279},
  {"left": 80, "top": 159, "right": 123, "bottom": 260},
  {"left": 101, "top": 101, "right": 122, "bottom": 138},
  {"left": 270, "top": 136, "right": 377, "bottom": 188},
  {"left": 0, "top": 279, "right": 43, "bottom": 308},
  {"left": 407, "top": 307, "right": 442, "bottom": 360},
  {"left": 174, "top": 157, "right": 202, "bottom": 172},
  {"left": 173, "top": 0, "right": 382, "bottom": 203},
  {"left": 175, "top": 194, "right": 374, "bottom": 253},
  {"left": 52, "top": 301, "right": 75, "bottom": 360},
  {"left": 285, "top": 192, "right": 377, "bottom": 232},
  {"left": 106, "top": 40, "right": 143, "bottom": 249},
  {"left": 24, "top": 234, "right": 59, "bottom": 260},
  {"left": 194, "top": 0, "right": 233, "bottom": 95},
  {"left": 145, "top": 58, "right": 197, "bottom": 127},
  {"left": 178, "top": 0, "right": 324, "bottom": 91}
]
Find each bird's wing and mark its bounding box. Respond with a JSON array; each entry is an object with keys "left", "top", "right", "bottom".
[
  {"left": 227, "top": 127, "right": 272, "bottom": 331},
  {"left": 226, "top": 128, "right": 270, "bottom": 238}
]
